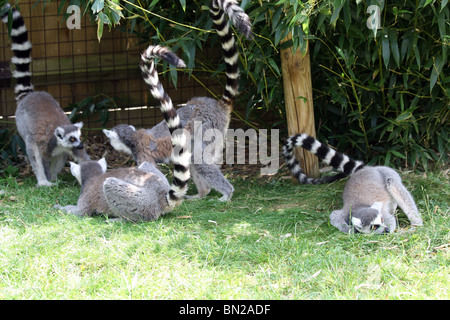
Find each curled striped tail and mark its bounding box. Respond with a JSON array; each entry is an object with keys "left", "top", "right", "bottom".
[
  {"left": 140, "top": 45, "right": 191, "bottom": 210},
  {"left": 1, "top": 4, "right": 34, "bottom": 101},
  {"left": 283, "top": 133, "right": 365, "bottom": 184},
  {"left": 209, "top": 0, "right": 252, "bottom": 108}
]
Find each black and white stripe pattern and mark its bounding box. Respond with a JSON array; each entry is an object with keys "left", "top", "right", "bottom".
[
  {"left": 283, "top": 133, "right": 365, "bottom": 184},
  {"left": 140, "top": 45, "right": 191, "bottom": 209},
  {"left": 1, "top": 4, "right": 34, "bottom": 101},
  {"left": 209, "top": 0, "right": 252, "bottom": 107}
]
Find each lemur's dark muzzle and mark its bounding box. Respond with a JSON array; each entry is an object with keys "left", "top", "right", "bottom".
[{"left": 75, "top": 142, "right": 84, "bottom": 149}]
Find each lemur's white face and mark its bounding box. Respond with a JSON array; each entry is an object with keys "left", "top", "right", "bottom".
[
  {"left": 351, "top": 202, "right": 388, "bottom": 234},
  {"left": 55, "top": 123, "right": 84, "bottom": 150},
  {"left": 352, "top": 213, "right": 385, "bottom": 234},
  {"left": 55, "top": 127, "right": 84, "bottom": 149},
  {"left": 103, "top": 129, "right": 133, "bottom": 155}
]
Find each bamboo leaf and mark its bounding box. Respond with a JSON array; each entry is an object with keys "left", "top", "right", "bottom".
[
  {"left": 384, "top": 151, "right": 391, "bottom": 166},
  {"left": 91, "top": 0, "right": 104, "bottom": 13},
  {"left": 390, "top": 150, "right": 406, "bottom": 159},
  {"left": 388, "top": 29, "right": 400, "bottom": 68},
  {"left": 343, "top": 0, "right": 351, "bottom": 31},
  {"left": 267, "top": 57, "right": 281, "bottom": 76},
  {"left": 330, "top": 0, "right": 343, "bottom": 25},
  {"left": 179, "top": 0, "right": 186, "bottom": 12},
  {"left": 97, "top": 12, "right": 109, "bottom": 41},
  {"left": 382, "top": 33, "right": 390, "bottom": 68},
  {"left": 395, "top": 112, "right": 413, "bottom": 122},
  {"left": 436, "top": 8, "right": 446, "bottom": 40},
  {"left": 430, "top": 55, "right": 442, "bottom": 92},
  {"left": 400, "top": 34, "right": 410, "bottom": 63}
]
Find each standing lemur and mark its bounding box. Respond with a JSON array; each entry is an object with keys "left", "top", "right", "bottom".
[
  {"left": 1, "top": 4, "right": 90, "bottom": 187},
  {"left": 103, "top": 0, "right": 253, "bottom": 202},
  {"left": 283, "top": 134, "right": 423, "bottom": 234},
  {"left": 54, "top": 45, "right": 191, "bottom": 222}
]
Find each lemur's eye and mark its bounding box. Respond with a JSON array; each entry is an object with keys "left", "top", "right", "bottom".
[
  {"left": 371, "top": 224, "right": 380, "bottom": 230},
  {"left": 69, "top": 137, "right": 77, "bottom": 143}
]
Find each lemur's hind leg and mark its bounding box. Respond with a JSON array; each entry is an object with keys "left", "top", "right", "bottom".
[
  {"left": 185, "top": 164, "right": 211, "bottom": 200},
  {"left": 378, "top": 167, "right": 423, "bottom": 227},
  {"left": 191, "top": 163, "right": 234, "bottom": 202},
  {"left": 26, "top": 142, "right": 53, "bottom": 187},
  {"left": 382, "top": 212, "right": 397, "bottom": 234},
  {"left": 330, "top": 209, "right": 352, "bottom": 234},
  {"left": 49, "top": 153, "right": 66, "bottom": 181},
  {"left": 54, "top": 204, "right": 84, "bottom": 216}
]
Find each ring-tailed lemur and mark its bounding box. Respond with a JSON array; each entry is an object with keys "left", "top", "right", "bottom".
[
  {"left": 1, "top": 4, "right": 90, "bottom": 187},
  {"left": 103, "top": 124, "right": 173, "bottom": 166},
  {"left": 103, "top": 0, "right": 253, "bottom": 202},
  {"left": 54, "top": 45, "right": 191, "bottom": 222},
  {"left": 283, "top": 133, "right": 423, "bottom": 234}
]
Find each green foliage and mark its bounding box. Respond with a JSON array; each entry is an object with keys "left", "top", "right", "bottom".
[
  {"left": 66, "top": 94, "right": 117, "bottom": 127},
  {"left": 305, "top": 0, "right": 449, "bottom": 170},
  {"left": 30, "top": 0, "right": 450, "bottom": 169}
]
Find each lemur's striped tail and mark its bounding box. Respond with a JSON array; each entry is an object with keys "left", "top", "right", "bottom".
[
  {"left": 1, "top": 4, "right": 34, "bottom": 101},
  {"left": 283, "top": 133, "right": 365, "bottom": 184},
  {"left": 140, "top": 45, "right": 191, "bottom": 210},
  {"left": 209, "top": 0, "right": 252, "bottom": 109}
]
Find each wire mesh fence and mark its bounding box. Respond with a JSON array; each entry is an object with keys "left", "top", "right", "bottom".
[{"left": 0, "top": 0, "right": 224, "bottom": 136}]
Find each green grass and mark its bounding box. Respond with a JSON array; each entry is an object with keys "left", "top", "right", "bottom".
[{"left": 0, "top": 169, "right": 448, "bottom": 299}]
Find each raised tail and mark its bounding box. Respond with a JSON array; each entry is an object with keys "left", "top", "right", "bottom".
[
  {"left": 209, "top": 0, "right": 252, "bottom": 109},
  {"left": 283, "top": 133, "right": 365, "bottom": 184},
  {"left": 1, "top": 4, "right": 34, "bottom": 101},
  {"left": 140, "top": 45, "right": 191, "bottom": 210}
]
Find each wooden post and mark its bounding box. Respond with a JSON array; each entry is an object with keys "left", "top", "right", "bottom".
[{"left": 281, "top": 35, "right": 319, "bottom": 178}]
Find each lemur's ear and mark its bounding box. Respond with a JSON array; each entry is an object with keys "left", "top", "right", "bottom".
[
  {"left": 351, "top": 217, "right": 363, "bottom": 229},
  {"left": 98, "top": 158, "right": 107, "bottom": 173},
  {"left": 54, "top": 127, "right": 65, "bottom": 140},
  {"left": 69, "top": 162, "right": 81, "bottom": 184},
  {"left": 74, "top": 122, "right": 84, "bottom": 129}
]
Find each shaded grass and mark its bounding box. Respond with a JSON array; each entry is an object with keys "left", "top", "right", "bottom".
[{"left": 0, "top": 170, "right": 448, "bottom": 299}]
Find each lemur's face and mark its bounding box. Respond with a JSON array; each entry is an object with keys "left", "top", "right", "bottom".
[
  {"left": 351, "top": 208, "right": 388, "bottom": 234},
  {"left": 103, "top": 125, "right": 135, "bottom": 155},
  {"left": 54, "top": 122, "right": 84, "bottom": 150}
]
